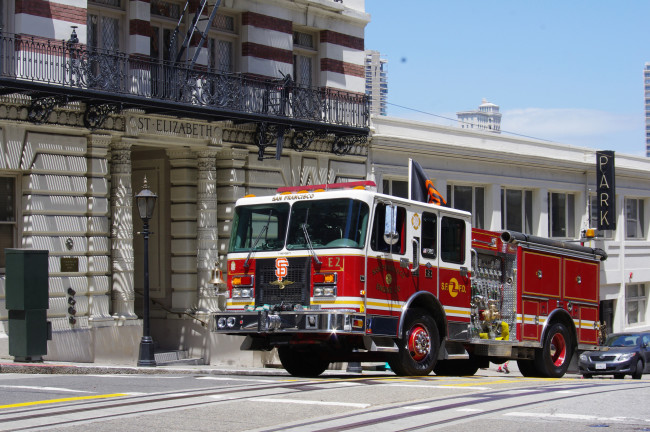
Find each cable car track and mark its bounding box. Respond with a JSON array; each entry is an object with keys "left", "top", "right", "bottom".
[
  {"left": 1, "top": 375, "right": 647, "bottom": 431},
  {"left": 256, "top": 379, "right": 650, "bottom": 432}
]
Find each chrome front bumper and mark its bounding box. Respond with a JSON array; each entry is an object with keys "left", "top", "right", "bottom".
[{"left": 213, "top": 310, "right": 366, "bottom": 334}]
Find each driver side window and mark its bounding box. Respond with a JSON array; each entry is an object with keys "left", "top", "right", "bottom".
[{"left": 371, "top": 203, "right": 406, "bottom": 254}]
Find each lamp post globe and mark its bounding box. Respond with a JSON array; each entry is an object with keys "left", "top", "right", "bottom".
[{"left": 136, "top": 176, "right": 157, "bottom": 367}]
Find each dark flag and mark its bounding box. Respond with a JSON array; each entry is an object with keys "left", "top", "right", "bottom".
[{"left": 409, "top": 159, "right": 447, "bottom": 206}]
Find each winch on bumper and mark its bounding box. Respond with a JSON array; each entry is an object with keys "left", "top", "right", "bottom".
[{"left": 214, "top": 309, "right": 366, "bottom": 334}]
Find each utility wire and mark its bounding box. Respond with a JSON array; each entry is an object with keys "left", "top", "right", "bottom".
[{"left": 386, "top": 102, "right": 554, "bottom": 143}]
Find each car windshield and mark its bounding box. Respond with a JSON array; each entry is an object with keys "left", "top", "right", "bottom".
[
  {"left": 229, "top": 203, "right": 290, "bottom": 253},
  {"left": 605, "top": 334, "right": 640, "bottom": 347},
  {"left": 286, "top": 198, "right": 369, "bottom": 250}
]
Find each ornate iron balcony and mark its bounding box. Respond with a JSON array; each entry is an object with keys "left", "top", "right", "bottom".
[{"left": 0, "top": 32, "right": 370, "bottom": 138}]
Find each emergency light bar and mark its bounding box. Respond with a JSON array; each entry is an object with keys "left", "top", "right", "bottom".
[{"left": 276, "top": 180, "right": 377, "bottom": 194}]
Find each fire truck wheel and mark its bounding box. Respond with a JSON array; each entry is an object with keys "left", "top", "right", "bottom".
[
  {"left": 534, "top": 322, "right": 573, "bottom": 378},
  {"left": 388, "top": 309, "right": 440, "bottom": 376},
  {"left": 277, "top": 346, "right": 329, "bottom": 377}
]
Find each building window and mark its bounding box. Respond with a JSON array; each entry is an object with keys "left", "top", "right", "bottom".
[
  {"left": 447, "top": 184, "right": 484, "bottom": 229},
  {"left": 501, "top": 188, "right": 533, "bottom": 234},
  {"left": 87, "top": 0, "right": 124, "bottom": 52},
  {"left": 589, "top": 195, "right": 614, "bottom": 239},
  {"left": 548, "top": 192, "right": 575, "bottom": 238},
  {"left": 626, "top": 198, "right": 645, "bottom": 239},
  {"left": 626, "top": 284, "right": 647, "bottom": 326},
  {"left": 293, "top": 30, "right": 316, "bottom": 87},
  {"left": 150, "top": 0, "right": 180, "bottom": 20},
  {"left": 208, "top": 13, "right": 237, "bottom": 73},
  {"left": 382, "top": 179, "right": 407, "bottom": 199},
  {"left": 0, "top": 0, "right": 7, "bottom": 33},
  {"left": 0, "top": 177, "right": 16, "bottom": 272},
  {"left": 208, "top": 39, "right": 233, "bottom": 73},
  {"left": 150, "top": 16, "right": 181, "bottom": 97}
]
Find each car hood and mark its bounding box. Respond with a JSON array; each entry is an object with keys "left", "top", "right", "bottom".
[{"left": 595, "top": 347, "right": 638, "bottom": 355}]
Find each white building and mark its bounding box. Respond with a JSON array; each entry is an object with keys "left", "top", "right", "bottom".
[
  {"left": 365, "top": 50, "right": 388, "bottom": 116},
  {"left": 457, "top": 99, "right": 502, "bottom": 133},
  {"left": 370, "top": 115, "right": 650, "bottom": 335}
]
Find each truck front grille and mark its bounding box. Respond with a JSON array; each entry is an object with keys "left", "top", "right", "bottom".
[{"left": 255, "top": 257, "right": 311, "bottom": 307}]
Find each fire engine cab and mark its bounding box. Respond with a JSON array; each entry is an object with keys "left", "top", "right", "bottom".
[{"left": 214, "top": 180, "right": 607, "bottom": 378}]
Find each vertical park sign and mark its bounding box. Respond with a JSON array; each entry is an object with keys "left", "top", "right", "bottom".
[{"left": 596, "top": 150, "right": 615, "bottom": 231}]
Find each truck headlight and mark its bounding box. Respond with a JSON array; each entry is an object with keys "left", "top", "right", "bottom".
[
  {"left": 217, "top": 317, "right": 227, "bottom": 329},
  {"left": 226, "top": 317, "right": 236, "bottom": 328},
  {"left": 579, "top": 353, "right": 588, "bottom": 362}
]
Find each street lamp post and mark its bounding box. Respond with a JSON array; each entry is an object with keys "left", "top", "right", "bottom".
[{"left": 136, "top": 176, "right": 158, "bottom": 367}]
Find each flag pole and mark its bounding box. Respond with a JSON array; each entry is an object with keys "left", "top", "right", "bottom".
[{"left": 407, "top": 158, "right": 413, "bottom": 200}]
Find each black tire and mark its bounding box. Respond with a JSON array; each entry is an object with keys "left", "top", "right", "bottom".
[
  {"left": 534, "top": 322, "right": 573, "bottom": 378},
  {"left": 388, "top": 309, "right": 440, "bottom": 376},
  {"left": 434, "top": 359, "right": 479, "bottom": 376},
  {"left": 517, "top": 359, "right": 540, "bottom": 377},
  {"left": 278, "top": 346, "right": 329, "bottom": 377},
  {"left": 632, "top": 359, "right": 644, "bottom": 380}
]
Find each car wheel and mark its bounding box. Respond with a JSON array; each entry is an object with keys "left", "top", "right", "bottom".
[
  {"left": 632, "top": 359, "right": 644, "bottom": 380},
  {"left": 388, "top": 308, "right": 439, "bottom": 376}
]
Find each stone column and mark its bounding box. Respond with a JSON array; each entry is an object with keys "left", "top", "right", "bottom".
[
  {"left": 87, "top": 134, "right": 113, "bottom": 324},
  {"left": 197, "top": 149, "right": 219, "bottom": 312},
  {"left": 167, "top": 149, "right": 198, "bottom": 312},
  {"left": 110, "top": 140, "right": 137, "bottom": 320}
]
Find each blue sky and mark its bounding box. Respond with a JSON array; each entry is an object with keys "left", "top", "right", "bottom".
[{"left": 364, "top": 1, "right": 649, "bottom": 157}]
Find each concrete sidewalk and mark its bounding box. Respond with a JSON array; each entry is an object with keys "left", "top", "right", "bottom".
[{"left": 0, "top": 358, "right": 547, "bottom": 378}]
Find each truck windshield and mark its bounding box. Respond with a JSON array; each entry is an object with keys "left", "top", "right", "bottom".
[
  {"left": 229, "top": 203, "right": 290, "bottom": 253},
  {"left": 286, "top": 198, "right": 369, "bottom": 249}
]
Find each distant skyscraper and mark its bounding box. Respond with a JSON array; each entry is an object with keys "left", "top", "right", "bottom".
[
  {"left": 645, "top": 63, "right": 650, "bottom": 156},
  {"left": 457, "top": 99, "right": 502, "bottom": 133},
  {"left": 365, "top": 50, "right": 388, "bottom": 116}
]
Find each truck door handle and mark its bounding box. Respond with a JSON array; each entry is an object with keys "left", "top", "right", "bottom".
[{"left": 411, "top": 238, "right": 420, "bottom": 276}]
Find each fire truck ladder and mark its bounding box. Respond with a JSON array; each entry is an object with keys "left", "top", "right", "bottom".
[{"left": 170, "top": 0, "right": 222, "bottom": 69}]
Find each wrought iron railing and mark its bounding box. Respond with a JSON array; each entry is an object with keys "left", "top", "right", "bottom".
[{"left": 0, "top": 32, "right": 369, "bottom": 131}]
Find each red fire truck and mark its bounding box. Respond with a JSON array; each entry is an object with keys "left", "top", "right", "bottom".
[{"left": 214, "top": 180, "right": 607, "bottom": 377}]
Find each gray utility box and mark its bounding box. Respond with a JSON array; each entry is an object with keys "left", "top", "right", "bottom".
[{"left": 5, "top": 249, "right": 50, "bottom": 362}]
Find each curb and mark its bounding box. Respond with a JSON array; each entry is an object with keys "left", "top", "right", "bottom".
[{"left": 0, "top": 362, "right": 291, "bottom": 376}]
